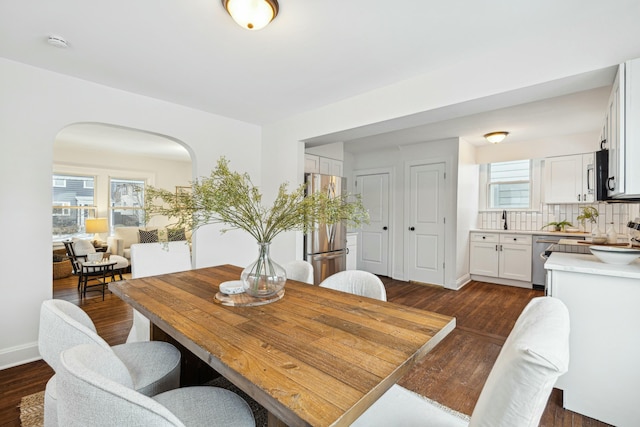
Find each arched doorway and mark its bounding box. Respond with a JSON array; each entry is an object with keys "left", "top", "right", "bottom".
[{"left": 52, "top": 122, "right": 194, "bottom": 289}]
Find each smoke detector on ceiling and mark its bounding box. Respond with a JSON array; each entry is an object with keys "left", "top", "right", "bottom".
[{"left": 47, "top": 35, "right": 68, "bottom": 48}]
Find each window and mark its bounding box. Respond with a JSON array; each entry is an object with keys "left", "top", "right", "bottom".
[
  {"left": 110, "top": 178, "right": 146, "bottom": 228},
  {"left": 487, "top": 160, "right": 531, "bottom": 209},
  {"left": 52, "top": 174, "right": 96, "bottom": 240}
]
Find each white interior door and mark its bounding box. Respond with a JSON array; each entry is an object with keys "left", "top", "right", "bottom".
[
  {"left": 407, "top": 162, "right": 445, "bottom": 285},
  {"left": 356, "top": 173, "right": 389, "bottom": 276}
]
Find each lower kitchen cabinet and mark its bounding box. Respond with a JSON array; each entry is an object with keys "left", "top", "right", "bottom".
[
  {"left": 470, "top": 232, "right": 532, "bottom": 286},
  {"left": 545, "top": 252, "right": 640, "bottom": 426}
]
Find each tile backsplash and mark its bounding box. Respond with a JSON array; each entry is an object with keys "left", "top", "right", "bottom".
[{"left": 478, "top": 202, "right": 640, "bottom": 238}]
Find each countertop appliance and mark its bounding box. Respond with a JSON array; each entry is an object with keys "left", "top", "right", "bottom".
[
  {"left": 532, "top": 235, "right": 586, "bottom": 289},
  {"left": 304, "top": 173, "right": 347, "bottom": 284}
]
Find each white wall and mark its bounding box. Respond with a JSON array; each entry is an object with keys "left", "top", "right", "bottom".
[
  {"left": 475, "top": 131, "right": 599, "bottom": 164},
  {"left": 0, "top": 58, "right": 261, "bottom": 369},
  {"left": 455, "top": 139, "right": 479, "bottom": 289}
]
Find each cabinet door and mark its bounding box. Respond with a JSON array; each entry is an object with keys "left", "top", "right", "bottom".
[
  {"left": 498, "top": 243, "right": 532, "bottom": 281},
  {"left": 544, "top": 155, "right": 582, "bottom": 203},
  {"left": 330, "top": 159, "right": 343, "bottom": 177},
  {"left": 304, "top": 154, "right": 320, "bottom": 174},
  {"left": 581, "top": 153, "right": 595, "bottom": 203},
  {"left": 470, "top": 242, "right": 499, "bottom": 277},
  {"left": 607, "top": 65, "right": 624, "bottom": 197},
  {"left": 318, "top": 157, "right": 331, "bottom": 175}
]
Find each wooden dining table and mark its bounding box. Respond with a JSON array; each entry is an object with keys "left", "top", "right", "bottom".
[{"left": 109, "top": 265, "right": 455, "bottom": 427}]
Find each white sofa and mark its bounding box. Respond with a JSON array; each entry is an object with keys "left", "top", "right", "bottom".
[{"left": 107, "top": 226, "right": 190, "bottom": 261}]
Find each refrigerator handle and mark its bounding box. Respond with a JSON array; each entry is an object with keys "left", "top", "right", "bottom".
[{"left": 311, "top": 252, "right": 345, "bottom": 261}]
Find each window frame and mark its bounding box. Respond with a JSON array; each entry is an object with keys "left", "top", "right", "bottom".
[
  {"left": 52, "top": 173, "right": 97, "bottom": 241},
  {"left": 109, "top": 177, "right": 147, "bottom": 229},
  {"left": 479, "top": 159, "right": 542, "bottom": 212}
]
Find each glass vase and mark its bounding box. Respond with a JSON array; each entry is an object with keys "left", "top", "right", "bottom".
[{"left": 241, "top": 242, "right": 286, "bottom": 298}]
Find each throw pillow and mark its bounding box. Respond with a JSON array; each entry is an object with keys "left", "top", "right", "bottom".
[
  {"left": 73, "top": 239, "right": 97, "bottom": 256},
  {"left": 167, "top": 227, "right": 186, "bottom": 242},
  {"left": 138, "top": 229, "right": 159, "bottom": 244}
]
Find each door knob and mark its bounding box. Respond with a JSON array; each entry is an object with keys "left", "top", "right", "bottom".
[
  {"left": 409, "top": 226, "right": 415, "bottom": 231},
  {"left": 383, "top": 226, "right": 388, "bottom": 230}
]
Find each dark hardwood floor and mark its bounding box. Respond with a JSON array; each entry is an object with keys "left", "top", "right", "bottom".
[{"left": 0, "top": 274, "right": 610, "bottom": 426}]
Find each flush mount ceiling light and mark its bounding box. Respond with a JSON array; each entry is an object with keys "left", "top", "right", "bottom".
[
  {"left": 222, "top": 0, "right": 279, "bottom": 30},
  {"left": 484, "top": 131, "right": 509, "bottom": 144}
]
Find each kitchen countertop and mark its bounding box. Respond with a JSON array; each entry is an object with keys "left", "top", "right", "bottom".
[
  {"left": 470, "top": 229, "right": 590, "bottom": 237},
  {"left": 544, "top": 252, "right": 640, "bottom": 279}
]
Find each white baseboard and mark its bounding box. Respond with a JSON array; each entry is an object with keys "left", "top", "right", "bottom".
[
  {"left": 470, "top": 274, "right": 533, "bottom": 289},
  {"left": 0, "top": 341, "right": 42, "bottom": 370},
  {"left": 449, "top": 274, "right": 471, "bottom": 290}
]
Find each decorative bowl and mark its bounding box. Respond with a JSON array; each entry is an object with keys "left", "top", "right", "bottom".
[
  {"left": 589, "top": 246, "right": 640, "bottom": 265},
  {"left": 591, "top": 236, "right": 608, "bottom": 244}
]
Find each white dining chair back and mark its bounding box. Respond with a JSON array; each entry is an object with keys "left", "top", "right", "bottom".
[
  {"left": 319, "top": 270, "right": 387, "bottom": 301},
  {"left": 352, "top": 296, "right": 570, "bottom": 427},
  {"left": 282, "top": 260, "right": 314, "bottom": 284},
  {"left": 128, "top": 241, "right": 193, "bottom": 342},
  {"left": 38, "top": 299, "right": 181, "bottom": 427},
  {"left": 57, "top": 344, "right": 254, "bottom": 427},
  {"left": 130, "top": 241, "right": 192, "bottom": 279}
]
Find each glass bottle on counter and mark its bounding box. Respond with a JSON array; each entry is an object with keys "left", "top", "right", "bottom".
[{"left": 606, "top": 223, "right": 618, "bottom": 244}]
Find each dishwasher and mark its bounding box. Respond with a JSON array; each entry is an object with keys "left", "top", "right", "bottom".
[{"left": 532, "top": 235, "right": 585, "bottom": 288}]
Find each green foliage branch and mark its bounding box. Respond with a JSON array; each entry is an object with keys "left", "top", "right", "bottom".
[{"left": 145, "top": 157, "right": 369, "bottom": 243}]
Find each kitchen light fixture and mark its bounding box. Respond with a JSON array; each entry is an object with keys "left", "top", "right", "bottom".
[
  {"left": 484, "top": 131, "right": 509, "bottom": 144},
  {"left": 221, "top": 0, "right": 279, "bottom": 30}
]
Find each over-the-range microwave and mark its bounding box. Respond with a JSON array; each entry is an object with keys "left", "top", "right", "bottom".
[{"left": 595, "top": 147, "right": 640, "bottom": 202}]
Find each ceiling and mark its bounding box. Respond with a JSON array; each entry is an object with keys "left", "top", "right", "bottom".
[{"left": 3, "top": 0, "right": 640, "bottom": 155}]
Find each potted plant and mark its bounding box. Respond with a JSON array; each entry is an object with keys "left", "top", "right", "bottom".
[
  {"left": 541, "top": 220, "right": 573, "bottom": 232},
  {"left": 145, "top": 157, "right": 368, "bottom": 297},
  {"left": 577, "top": 206, "right": 599, "bottom": 229}
]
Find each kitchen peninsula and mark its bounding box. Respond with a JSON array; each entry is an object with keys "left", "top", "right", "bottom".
[{"left": 545, "top": 252, "right": 640, "bottom": 426}]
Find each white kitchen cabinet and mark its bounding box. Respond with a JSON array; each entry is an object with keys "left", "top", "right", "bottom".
[
  {"left": 602, "top": 57, "right": 640, "bottom": 199},
  {"left": 305, "top": 154, "right": 320, "bottom": 173},
  {"left": 346, "top": 233, "right": 357, "bottom": 270},
  {"left": 544, "top": 153, "right": 594, "bottom": 203},
  {"left": 319, "top": 157, "right": 343, "bottom": 176},
  {"left": 470, "top": 232, "right": 532, "bottom": 286},
  {"left": 545, "top": 252, "right": 640, "bottom": 426},
  {"left": 305, "top": 154, "right": 343, "bottom": 176}
]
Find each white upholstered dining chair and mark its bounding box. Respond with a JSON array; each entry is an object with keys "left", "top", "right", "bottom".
[
  {"left": 57, "top": 343, "right": 255, "bottom": 427},
  {"left": 319, "top": 270, "right": 387, "bottom": 301},
  {"left": 38, "top": 299, "right": 181, "bottom": 427},
  {"left": 352, "top": 296, "right": 570, "bottom": 427},
  {"left": 282, "top": 260, "right": 314, "bottom": 284},
  {"left": 127, "top": 241, "right": 193, "bottom": 342}
]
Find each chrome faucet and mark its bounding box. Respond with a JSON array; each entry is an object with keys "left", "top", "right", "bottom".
[{"left": 502, "top": 210, "right": 508, "bottom": 230}]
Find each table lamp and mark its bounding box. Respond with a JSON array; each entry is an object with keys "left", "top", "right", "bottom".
[{"left": 85, "top": 218, "right": 108, "bottom": 245}]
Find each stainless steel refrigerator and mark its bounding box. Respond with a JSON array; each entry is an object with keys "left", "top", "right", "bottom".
[{"left": 304, "top": 173, "right": 347, "bottom": 285}]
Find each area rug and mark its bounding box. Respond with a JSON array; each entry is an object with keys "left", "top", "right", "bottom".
[{"left": 19, "top": 390, "right": 44, "bottom": 427}]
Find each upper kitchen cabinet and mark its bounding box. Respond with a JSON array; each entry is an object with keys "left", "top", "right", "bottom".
[
  {"left": 319, "top": 156, "right": 343, "bottom": 176},
  {"left": 305, "top": 154, "right": 343, "bottom": 176},
  {"left": 305, "top": 154, "right": 321, "bottom": 174},
  {"left": 544, "top": 153, "right": 594, "bottom": 204},
  {"left": 603, "top": 57, "right": 640, "bottom": 199}
]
